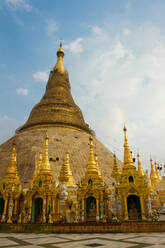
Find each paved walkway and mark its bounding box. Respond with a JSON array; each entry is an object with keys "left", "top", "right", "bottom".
[{"left": 0, "top": 232, "right": 165, "bottom": 247}]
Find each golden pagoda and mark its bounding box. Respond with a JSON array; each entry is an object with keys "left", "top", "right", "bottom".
[
  {"left": 0, "top": 141, "right": 22, "bottom": 223},
  {"left": 26, "top": 133, "right": 59, "bottom": 224},
  {"left": 0, "top": 42, "right": 165, "bottom": 226},
  {"left": 77, "top": 136, "right": 108, "bottom": 222},
  {"left": 0, "top": 43, "right": 116, "bottom": 188},
  {"left": 115, "top": 125, "right": 150, "bottom": 221}
]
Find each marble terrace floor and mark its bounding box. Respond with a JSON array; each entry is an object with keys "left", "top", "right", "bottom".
[{"left": 0, "top": 233, "right": 165, "bottom": 248}]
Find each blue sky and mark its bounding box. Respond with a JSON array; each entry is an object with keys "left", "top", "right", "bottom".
[{"left": 1, "top": 0, "right": 165, "bottom": 172}]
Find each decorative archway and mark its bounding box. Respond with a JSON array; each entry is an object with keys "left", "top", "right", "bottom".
[
  {"left": 127, "top": 195, "right": 141, "bottom": 220},
  {"left": 86, "top": 196, "right": 96, "bottom": 221},
  {"left": 32, "top": 196, "right": 43, "bottom": 223}
]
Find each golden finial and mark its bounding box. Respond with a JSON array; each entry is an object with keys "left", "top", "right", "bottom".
[
  {"left": 54, "top": 41, "right": 66, "bottom": 74},
  {"left": 123, "top": 123, "right": 127, "bottom": 132},
  {"left": 123, "top": 123, "right": 128, "bottom": 145},
  {"left": 137, "top": 152, "right": 144, "bottom": 176},
  {"left": 57, "top": 41, "right": 64, "bottom": 56}
]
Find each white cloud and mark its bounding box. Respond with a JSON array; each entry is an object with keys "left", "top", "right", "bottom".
[
  {"left": 90, "top": 25, "right": 103, "bottom": 36},
  {"left": 46, "top": 19, "right": 58, "bottom": 36},
  {"left": 64, "top": 38, "right": 84, "bottom": 54},
  {"left": 122, "top": 27, "right": 131, "bottom": 36},
  {"left": 66, "top": 23, "right": 165, "bottom": 171},
  {"left": 5, "top": 0, "right": 32, "bottom": 11},
  {"left": 33, "top": 71, "right": 48, "bottom": 82},
  {"left": 16, "top": 88, "right": 28, "bottom": 96}
]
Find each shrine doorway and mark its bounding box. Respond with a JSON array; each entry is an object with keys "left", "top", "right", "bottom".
[
  {"left": 0, "top": 197, "right": 4, "bottom": 217},
  {"left": 86, "top": 196, "right": 96, "bottom": 222},
  {"left": 127, "top": 195, "right": 141, "bottom": 220},
  {"left": 18, "top": 194, "right": 25, "bottom": 215},
  {"left": 32, "top": 197, "right": 43, "bottom": 223}
]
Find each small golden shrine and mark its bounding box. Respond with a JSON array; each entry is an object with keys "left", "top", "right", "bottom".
[
  {"left": 112, "top": 125, "right": 152, "bottom": 221},
  {"left": 77, "top": 136, "right": 108, "bottom": 222}
]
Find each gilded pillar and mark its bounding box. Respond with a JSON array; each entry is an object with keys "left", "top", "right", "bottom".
[
  {"left": 124, "top": 196, "right": 128, "bottom": 220},
  {"left": 96, "top": 198, "right": 100, "bottom": 222},
  {"left": 28, "top": 199, "right": 32, "bottom": 222},
  {"left": 1, "top": 199, "right": 8, "bottom": 222},
  {"left": 7, "top": 198, "right": 14, "bottom": 223},
  {"left": 100, "top": 193, "right": 104, "bottom": 220},
  {"left": 43, "top": 197, "right": 46, "bottom": 223},
  {"left": 52, "top": 198, "right": 55, "bottom": 215},
  {"left": 140, "top": 195, "right": 146, "bottom": 220},
  {"left": 82, "top": 198, "right": 85, "bottom": 222},
  {"left": 47, "top": 196, "right": 51, "bottom": 215}
]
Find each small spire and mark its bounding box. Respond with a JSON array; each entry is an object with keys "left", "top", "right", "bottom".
[
  {"left": 42, "top": 132, "right": 51, "bottom": 172},
  {"left": 59, "top": 151, "right": 76, "bottom": 186},
  {"left": 150, "top": 158, "right": 159, "bottom": 186},
  {"left": 111, "top": 153, "right": 121, "bottom": 181},
  {"left": 155, "top": 162, "right": 162, "bottom": 181},
  {"left": 88, "top": 136, "right": 95, "bottom": 165},
  {"left": 37, "top": 150, "right": 43, "bottom": 172},
  {"left": 6, "top": 140, "right": 18, "bottom": 178},
  {"left": 123, "top": 124, "right": 134, "bottom": 167},
  {"left": 95, "top": 153, "right": 101, "bottom": 177},
  {"left": 54, "top": 41, "right": 66, "bottom": 74},
  {"left": 85, "top": 136, "right": 100, "bottom": 177},
  {"left": 137, "top": 153, "right": 144, "bottom": 176}
]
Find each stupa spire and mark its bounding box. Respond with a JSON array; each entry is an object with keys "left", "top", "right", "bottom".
[
  {"left": 150, "top": 158, "right": 159, "bottom": 186},
  {"left": 41, "top": 132, "right": 51, "bottom": 172},
  {"left": 123, "top": 125, "right": 134, "bottom": 168},
  {"left": 137, "top": 153, "right": 144, "bottom": 176},
  {"left": 6, "top": 141, "right": 19, "bottom": 180},
  {"left": 34, "top": 151, "right": 42, "bottom": 178},
  {"left": 155, "top": 162, "right": 162, "bottom": 181},
  {"left": 95, "top": 153, "right": 102, "bottom": 177},
  {"left": 85, "top": 136, "right": 101, "bottom": 176},
  {"left": 111, "top": 153, "right": 121, "bottom": 181},
  {"left": 88, "top": 136, "right": 95, "bottom": 165},
  {"left": 59, "top": 151, "right": 76, "bottom": 186},
  {"left": 53, "top": 41, "right": 66, "bottom": 74},
  {"left": 19, "top": 42, "right": 92, "bottom": 134}
]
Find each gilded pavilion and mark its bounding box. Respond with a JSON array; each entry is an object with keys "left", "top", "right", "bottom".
[{"left": 0, "top": 43, "right": 164, "bottom": 224}]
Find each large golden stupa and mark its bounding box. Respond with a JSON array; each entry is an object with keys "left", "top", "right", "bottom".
[
  {"left": 0, "top": 43, "right": 119, "bottom": 186},
  {"left": 0, "top": 43, "right": 164, "bottom": 226}
]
